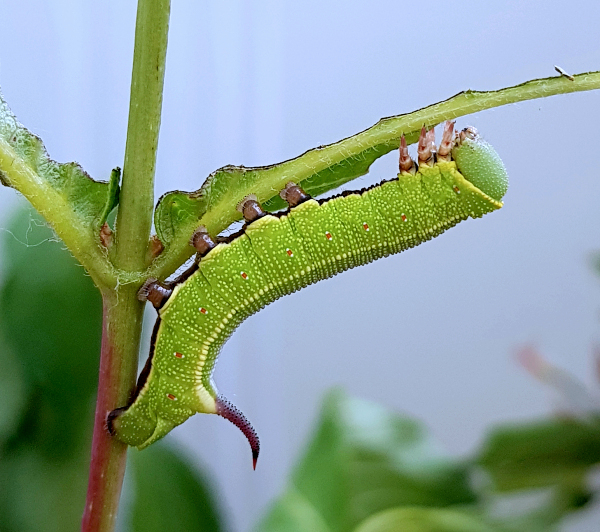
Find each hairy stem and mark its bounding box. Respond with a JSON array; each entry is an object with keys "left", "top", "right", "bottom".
[{"left": 83, "top": 1, "right": 171, "bottom": 531}]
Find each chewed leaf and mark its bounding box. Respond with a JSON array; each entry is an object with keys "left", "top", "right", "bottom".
[
  {"left": 154, "top": 134, "right": 414, "bottom": 251},
  {"left": 0, "top": 90, "right": 119, "bottom": 231},
  {"left": 151, "top": 71, "right": 600, "bottom": 280}
]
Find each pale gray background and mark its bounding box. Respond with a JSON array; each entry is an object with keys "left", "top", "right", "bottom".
[{"left": 1, "top": 1, "right": 600, "bottom": 531}]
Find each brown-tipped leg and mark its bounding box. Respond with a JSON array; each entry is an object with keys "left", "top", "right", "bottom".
[
  {"left": 417, "top": 126, "right": 436, "bottom": 167},
  {"left": 437, "top": 121, "right": 455, "bottom": 161},
  {"left": 215, "top": 395, "right": 260, "bottom": 469},
  {"left": 398, "top": 135, "right": 416, "bottom": 174},
  {"left": 138, "top": 278, "right": 173, "bottom": 309},
  {"left": 236, "top": 194, "right": 266, "bottom": 223},
  {"left": 279, "top": 182, "right": 310, "bottom": 207},
  {"left": 190, "top": 226, "right": 217, "bottom": 257}
]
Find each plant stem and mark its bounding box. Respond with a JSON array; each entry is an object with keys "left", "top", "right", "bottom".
[
  {"left": 83, "top": 1, "right": 171, "bottom": 531},
  {"left": 82, "top": 289, "right": 144, "bottom": 532},
  {"left": 114, "top": 0, "right": 171, "bottom": 271}
]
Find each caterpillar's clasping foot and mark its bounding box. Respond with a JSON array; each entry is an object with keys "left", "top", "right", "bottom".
[
  {"left": 191, "top": 226, "right": 217, "bottom": 257},
  {"left": 138, "top": 278, "right": 173, "bottom": 309},
  {"left": 215, "top": 395, "right": 260, "bottom": 469},
  {"left": 237, "top": 194, "right": 266, "bottom": 224}
]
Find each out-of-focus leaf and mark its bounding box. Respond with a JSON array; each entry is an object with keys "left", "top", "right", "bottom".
[
  {"left": 0, "top": 335, "right": 26, "bottom": 443},
  {"left": 257, "top": 390, "right": 476, "bottom": 532},
  {"left": 127, "top": 442, "right": 223, "bottom": 532},
  {"left": 0, "top": 445, "right": 90, "bottom": 532},
  {"left": 0, "top": 90, "right": 119, "bottom": 230},
  {"left": 591, "top": 251, "right": 600, "bottom": 277},
  {"left": 0, "top": 205, "right": 224, "bottom": 531},
  {"left": 257, "top": 489, "right": 332, "bottom": 532},
  {"left": 352, "top": 507, "right": 499, "bottom": 532},
  {"left": 477, "top": 418, "right": 600, "bottom": 492},
  {"left": 0, "top": 204, "right": 101, "bottom": 529},
  {"left": 0, "top": 205, "right": 102, "bottom": 453}
]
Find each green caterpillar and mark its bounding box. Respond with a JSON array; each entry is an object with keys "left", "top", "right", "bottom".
[{"left": 107, "top": 123, "right": 508, "bottom": 468}]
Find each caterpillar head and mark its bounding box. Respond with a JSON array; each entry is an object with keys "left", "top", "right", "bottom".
[{"left": 452, "top": 127, "right": 509, "bottom": 202}]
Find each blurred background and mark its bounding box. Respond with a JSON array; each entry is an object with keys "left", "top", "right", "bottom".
[{"left": 1, "top": 1, "right": 600, "bottom": 531}]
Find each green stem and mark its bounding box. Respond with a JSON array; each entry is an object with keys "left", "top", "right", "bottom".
[
  {"left": 114, "top": 0, "right": 171, "bottom": 271},
  {"left": 148, "top": 70, "right": 600, "bottom": 281},
  {"left": 82, "top": 1, "right": 171, "bottom": 531}
]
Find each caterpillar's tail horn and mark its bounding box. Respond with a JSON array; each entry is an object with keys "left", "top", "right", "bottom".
[{"left": 215, "top": 394, "right": 260, "bottom": 469}]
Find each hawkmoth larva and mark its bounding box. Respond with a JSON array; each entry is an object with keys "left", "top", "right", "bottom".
[{"left": 107, "top": 122, "right": 508, "bottom": 468}]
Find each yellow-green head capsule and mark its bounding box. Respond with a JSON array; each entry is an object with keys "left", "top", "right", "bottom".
[{"left": 452, "top": 127, "right": 509, "bottom": 202}]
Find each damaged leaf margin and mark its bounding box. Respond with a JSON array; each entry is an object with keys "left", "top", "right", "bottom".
[
  {"left": 149, "top": 71, "right": 600, "bottom": 281},
  {"left": 0, "top": 91, "right": 119, "bottom": 285}
]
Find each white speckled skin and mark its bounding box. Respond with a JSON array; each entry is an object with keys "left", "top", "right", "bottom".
[{"left": 110, "top": 148, "right": 507, "bottom": 449}]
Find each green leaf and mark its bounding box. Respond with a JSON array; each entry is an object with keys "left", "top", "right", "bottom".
[
  {"left": 477, "top": 418, "right": 600, "bottom": 492},
  {"left": 0, "top": 90, "right": 119, "bottom": 284},
  {"left": 0, "top": 446, "right": 90, "bottom": 532},
  {"left": 257, "top": 489, "right": 332, "bottom": 532},
  {"left": 352, "top": 507, "right": 499, "bottom": 532},
  {"left": 151, "top": 71, "right": 600, "bottom": 280},
  {"left": 126, "top": 443, "right": 223, "bottom": 532},
  {"left": 257, "top": 390, "right": 476, "bottom": 532},
  {"left": 0, "top": 92, "right": 119, "bottom": 229}
]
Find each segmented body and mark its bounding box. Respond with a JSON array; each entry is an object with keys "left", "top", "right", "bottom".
[{"left": 108, "top": 125, "right": 508, "bottom": 465}]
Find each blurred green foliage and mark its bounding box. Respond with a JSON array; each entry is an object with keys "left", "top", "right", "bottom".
[
  {"left": 0, "top": 205, "right": 222, "bottom": 532},
  {"left": 257, "top": 391, "right": 600, "bottom": 532},
  {"left": 0, "top": 204, "right": 598, "bottom": 532}
]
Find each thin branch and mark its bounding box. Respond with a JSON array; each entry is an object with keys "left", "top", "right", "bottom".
[{"left": 113, "top": 0, "right": 171, "bottom": 272}]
